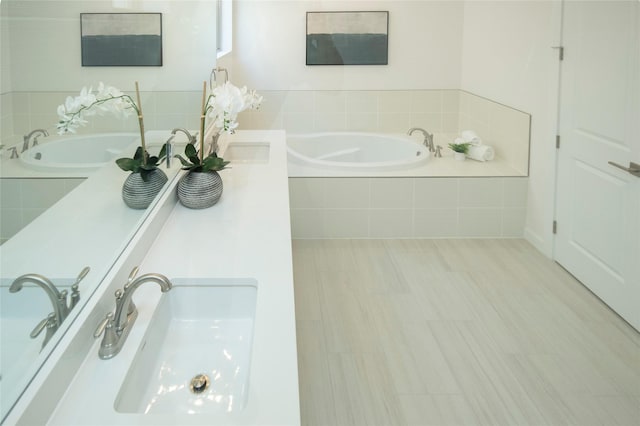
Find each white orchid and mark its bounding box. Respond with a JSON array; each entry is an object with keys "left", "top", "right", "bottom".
[
  {"left": 56, "top": 82, "right": 139, "bottom": 134},
  {"left": 205, "top": 81, "right": 263, "bottom": 133}
]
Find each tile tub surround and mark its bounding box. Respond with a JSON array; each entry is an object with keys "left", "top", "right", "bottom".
[
  {"left": 0, "top": 178, "right": 84, "bottom": 243},
  {"left": 289, "top": 177, "right": 528, "bottom": 239},
  {"left": 237, "top": 89, "right": 531, "bottom": 176}
]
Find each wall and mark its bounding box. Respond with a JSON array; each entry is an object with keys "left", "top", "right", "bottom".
[
  {"left": 4, "top": 0, "right": 217, "bottom": 92},
  {"left": 219, "top": 0, "right": 465, "bottom": 90},
  {"left": 459, "top": 0, "right": 562, "bottom": 256}
]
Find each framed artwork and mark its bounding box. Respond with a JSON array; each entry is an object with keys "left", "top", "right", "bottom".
[
  {"left": 306, "top": 11, "right": 389, "bottom": 65},
  {"left": 80, "top": 13, "right": 162, "bottom": 66}
]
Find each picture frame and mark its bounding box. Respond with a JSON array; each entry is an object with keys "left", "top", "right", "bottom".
[
  {"left": 306, "top": 11, "right": 389, "bottom": 66},
  {"left": 80, "top": 13, "right": 163, "bottom": 67}
]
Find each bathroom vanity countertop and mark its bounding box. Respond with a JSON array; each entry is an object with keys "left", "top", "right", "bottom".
[{"left": 46, "top": 130, "right": 300, "bottom": 425}]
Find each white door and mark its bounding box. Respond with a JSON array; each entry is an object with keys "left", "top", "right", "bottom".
[{"left": 555, "top": 0, "right": 640, "bottom": 330}]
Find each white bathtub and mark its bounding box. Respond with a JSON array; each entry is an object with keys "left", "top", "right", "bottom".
[
  {"left": 19, "top": 133, "right": 138, "bottom": 172},
  {"left": 287, "top": 132, "right": 429, "bottom": 170}
]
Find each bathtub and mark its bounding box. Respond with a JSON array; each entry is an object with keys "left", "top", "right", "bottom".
[
  {"left": 287, "top": 132, "right": 429, "bottom": 170},
  {"left": 19, "top": 133, "right": 138, "bottom": 173}
]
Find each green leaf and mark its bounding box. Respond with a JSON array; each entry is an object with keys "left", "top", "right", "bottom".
[
  {"left": 174, "top": 154, "right": 194, "bottom": 168},
  {"left": 140, "top": 169, "right": 151, "bottom": 182},
  {"left": 184, "top": 143, "right": 197, "bottom": 158},
  {"left": 157, "top": 144, "right": 167, "bottom": 160},
  {"left": 147, "top": 155, "right": 159, "bottom": 166},
  {"left": 133, "top": 146, "right": 144, "bottom": 161},
  {"left": 116, "top": 157, "right": 139, "bottom": 172}
]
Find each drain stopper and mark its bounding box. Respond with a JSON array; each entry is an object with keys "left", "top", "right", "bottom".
[{"left": 190, "top": 374, "right": 210, "bottom": 394}]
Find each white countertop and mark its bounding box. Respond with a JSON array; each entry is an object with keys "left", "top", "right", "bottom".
[{"left": 46, "top": 130, "right": 300, "bottom": 425}]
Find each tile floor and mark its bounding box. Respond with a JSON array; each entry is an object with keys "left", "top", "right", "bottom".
[{"left": 292, "top": 239, "right": 640, "bottom": 426}]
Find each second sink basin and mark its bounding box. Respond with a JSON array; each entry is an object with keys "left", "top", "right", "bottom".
[
  {"left": 223, "top": 141, "right": 270, "bottom": 164},
  {"left": 114, "top": 278, "right": 258, "bottom": 415}
]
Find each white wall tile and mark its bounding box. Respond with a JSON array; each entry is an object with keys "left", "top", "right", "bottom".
[
  {"left": 21, "top": 179, "right": 68, "bottom": 209},
  {"left": 290, "top": 209, "right": 323, "bottom": 239},
  {"left": 314, "top": 91, "right": 346, "bottom": 113},
  {"left": 289, "top": 178, "right": 324, "bottom": 208},
  {"left": 283, "top": 113, "right": 314, "bottom": 133},
  {"left": 410, "top": 113, "right": 442, "bottom": 133},
  {"left": 378, "top": 113, "right": 412, "bottom": 133},
  {"left": 324, "top": 209, "right": 369, "bottom": 238},
  {"left": 314, "top": 113, "right": 347, "bottom": 132},
  {"left": 378, "top": 91, "right": 412, "bottom": 113},
  {"left": 458, "top": 208, "right": 502, "bottom": 237},
  {"left": 414, "top": 208, "right": 458, "bottom": 238},
  {"left": 369, "top": 209, "right": 413, "bottom": 238},
  {"left": 370, "top": 178, "right": 414, "bottom": 209},
  {"left": 441, "top": 90, "right": 460, "bottom": 113},
  {"left": 346, "top": 91, "right": 378, "bottom": 113},
  {"left": 411, "top": 91, "right": 442, "bottom": 113},
  {"left": 346, "top": 113, "right": 378, "bottom": 132},
  {"left": 0, "top": 208, "right": 22, "bottom": 241},
  {"left": 324, "top": 178, "right": 369, "bottom": 208},
  {"left": 414, "top": 178, "right": 458, "bottom": 209},
  {"left": 1, "top": 179, "right": 22, "bottom": 207},
  {"left": 503, "top": 178, "right": 529, "bottom": 208},
  {"left": 442, "top": 113, "right": 460, "bottom": 133},
  {"left": 458, "top": 178, "right": 503, "bottom": 208},
  {"left": 283, "top": 91, "right": 314, "bottom": 113}
]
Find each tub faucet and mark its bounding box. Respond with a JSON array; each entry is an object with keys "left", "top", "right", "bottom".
[
  {"left": 170, "top": 128, "right": 197, "bottom": 145},
  {"left": 407, "top": 127, "right": 435, "bottom": 153},
  {"left": 22, "top": 129, "right": 49, "bottom": 153},
  {"left": 94, "top": 267, "right": 172, "bottom": 359}
]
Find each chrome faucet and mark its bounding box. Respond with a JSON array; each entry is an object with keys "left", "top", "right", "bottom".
[
  {"left": 407, "top": 127, "right": 435, "bottom": 153},
  {"left": 94, "top": 267, "right": 172, "bottom": 359},
  {"left": 22, "top": 128, "right": 49, "bottom": 153},
  {"left": 10, "top": 266, "right": 89, "bottom": 348},
  {"left": 171, "top": 128, "right": 198, "bottom": 145}
]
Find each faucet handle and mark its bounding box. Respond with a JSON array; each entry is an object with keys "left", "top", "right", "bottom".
[
  {"left": 9, "top": 147, "right": 18, "bottom": 159},
  {"left": 94, "top": 312, "right": 113, "bottom": 339},
  {"left": 31, "top": 313, "right": 56, "bottom": 338}
]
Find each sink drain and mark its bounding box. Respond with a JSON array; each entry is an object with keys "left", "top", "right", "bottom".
[{"left": 189, "top": 374, "right": 210, "bottom": 394}]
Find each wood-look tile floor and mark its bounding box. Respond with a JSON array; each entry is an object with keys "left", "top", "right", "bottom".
[{"left": 292, "top": 239, "right": 640, "bottom": 426}]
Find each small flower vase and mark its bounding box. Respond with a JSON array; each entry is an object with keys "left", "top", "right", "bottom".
[
  {"left": 177, "top": 170, "right": 223, "bottom": 209},
  {"left": 122, "top": 169, "right": 168, "bottom": 209},
  {"left": 453, "top": 152, "right": 466, "bottom": 161}
]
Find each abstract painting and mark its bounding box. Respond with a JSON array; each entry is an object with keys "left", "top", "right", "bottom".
[
  {"left": 81, "top": 13, "right": 162, "bottom": 66},
  {"left": 306, "top": 11, "right": 388, "bottom": 65}
]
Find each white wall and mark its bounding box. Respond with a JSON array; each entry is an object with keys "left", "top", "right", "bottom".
[
  {"left": 219, "top": 0, "right": 465, "bottom": 90},
  {"left": 460, "top": 0, "right": 562, "bottom": 256},
  {"left": 4, "top": 0, "right": 218, "bottom": 92}
]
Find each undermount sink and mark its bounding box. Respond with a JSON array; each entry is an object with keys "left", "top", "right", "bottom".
[
  {"left": 223, "top": 141, "right": 270, "bottom": 164},
  {"left": 114, "top": 278, "right": 258, "bottom": 415}
]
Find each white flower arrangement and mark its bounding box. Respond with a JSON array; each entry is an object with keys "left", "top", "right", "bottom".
[
  {"left": 56, "top": 82, "right": 138, "bottom": 135},
  {"left": 177, "top": 81, "right": 262, "bottom": 171},
  {"left": 55, "top": 82, "right": 162, "bottom": 172},
  {"left": 204, "top": 81, "right": 263, "bottom": 134}
]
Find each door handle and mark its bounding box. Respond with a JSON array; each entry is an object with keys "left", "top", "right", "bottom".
[{"left": 608, "top": 161, "right": 640, "bottom": 177}]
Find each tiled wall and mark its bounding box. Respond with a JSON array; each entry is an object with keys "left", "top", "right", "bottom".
[
  {"left": 1, "top": 90, "right": 204, "bottom": 147},
  {"left": 239, "top": 89, "right": 530, "bottom": 175},
  {"left": 0, "top": 178, "right": 85, "bottom": 244},
  {"left": 289, "top": 177, "right": 528, "bottom": 239}
]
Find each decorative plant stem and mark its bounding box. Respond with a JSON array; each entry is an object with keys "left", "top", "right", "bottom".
[
  {"left": 199, "top": 81, "right": 207, "bottom": 163},
  {"left": 134, "top": 81, "right": 148, "bottom": 166}
]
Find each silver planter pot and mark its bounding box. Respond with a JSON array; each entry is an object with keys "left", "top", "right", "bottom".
[
  {"left": 177, "top": 170, "right": 223, "bottom": 209},
  {"left": 122, "top": 169, "right": 168, "bottom": 210}
]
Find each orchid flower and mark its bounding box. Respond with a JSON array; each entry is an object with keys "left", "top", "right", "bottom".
[{"left": 56, "top": 82, "right": 139, "bottom": 135}]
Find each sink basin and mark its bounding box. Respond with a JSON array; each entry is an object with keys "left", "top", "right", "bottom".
[
  {"left": 114, "top": 279, "right": 258, "bottom": 415},
  {"left": 223, "top": 142, "right": 270, "bottom": 164}
]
